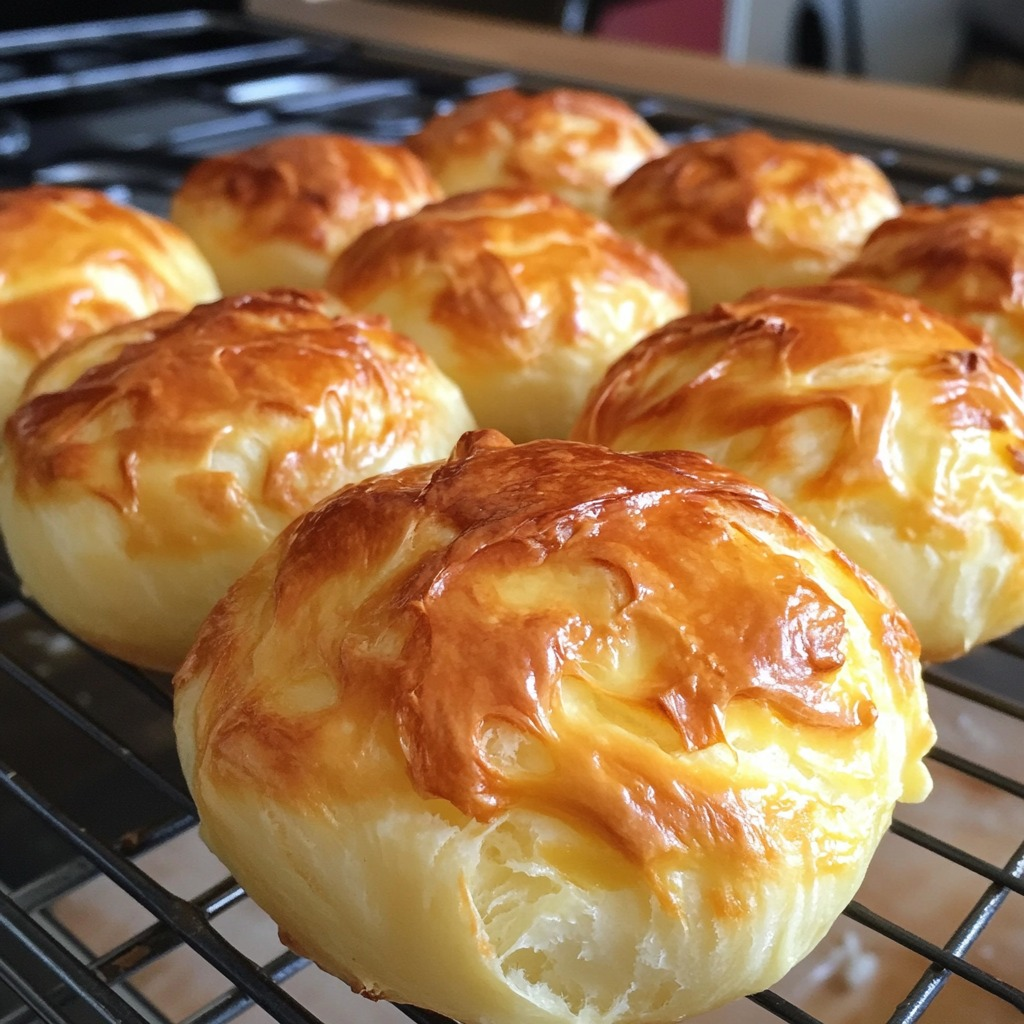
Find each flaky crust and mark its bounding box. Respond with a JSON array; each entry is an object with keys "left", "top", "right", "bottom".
[
  {"left": 327, "top": 187, "right": 689, "bottom": 440},
  {"left": 407, "top": 88, "right": 668, "bottom": 216},
  {"left": 835, "top": 197, "right": 1024, "bottom": 369},
  {"left": 0, "top": 290, "right": 474, "bottom": 671},
  {"left": 606, "top": 130, "right": 900, "bottom": 311},
  {"left": 0, "top": 185, "right": 219, "bottom": 419},
  {"left": 574, "top": 280, "right": 1024, "bottom": 661},
  {"left": 174, "top": 429, "right": 933, "bottom": 1024},
  {"left": 170, "top": 133, "right": 442, "bottom": 292}
]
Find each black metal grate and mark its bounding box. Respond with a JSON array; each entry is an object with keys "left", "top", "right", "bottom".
[{"left": 0, "top": 10, "right": 1021, "bottom": 1024}]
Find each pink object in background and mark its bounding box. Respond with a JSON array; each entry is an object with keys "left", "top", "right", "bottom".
[{"left": 594, "top": 0, "right": 726, "bottom": 54}]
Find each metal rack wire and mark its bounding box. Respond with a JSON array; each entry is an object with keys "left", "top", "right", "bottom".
[{"left": 0, "top": 10, "right": 1021, "bottom": 1024}]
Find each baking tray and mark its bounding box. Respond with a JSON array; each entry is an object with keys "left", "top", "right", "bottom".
[{"left": 0, "top": 10, "right": 1021, "bottom": 1024}]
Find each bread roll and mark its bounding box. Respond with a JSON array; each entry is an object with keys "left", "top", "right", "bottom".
[
  {"left": 0, "top": 290, "right": 474, "bottom": 672},
  {"left": 573, "top": 280, "right": 1024, "bottom": 661},
  {"left": 0, "top": 185, "right": 219, "bottom": 421},
  {"left": 606, "top": 131, "right": 900, "bottom": 312},
  {"left": 407, "top": 87, "right": 668, "bottom": 216},
  {"left": 174, "top": 428, "right": 934, "bottom": 1024},
  {"left": 835, "top": 196, "right": 1024, "bottom": 369},
  {"left": 326, "top": 188, "right": 689, "bottom": 441},
  {"left": 170, "top": 134, "right": 442, "bottom": 293}
]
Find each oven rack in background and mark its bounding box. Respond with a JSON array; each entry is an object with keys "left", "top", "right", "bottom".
[{"left": 0, "top": 10, "right": 1021, "bottom": 1024}]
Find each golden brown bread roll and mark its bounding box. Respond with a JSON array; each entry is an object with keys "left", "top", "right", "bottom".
[
  {"left": 326, "top": 187, "right": 689, "bottom": 441},
  {"left": 605, "top": 130, "right": 900, "bottom": 312},
  {"left": 407, "top": 87, "right": 668, "bottom": 216},
  {"left": 0, "top": 185, "right": 219, "bottom": 421},
  {"left": 170, "top": 133, "right": 442, "bottom": 293},
  {"left": 834, "top": 196, "right": 1024, "bottom": 369},
  {"left": 173, "top": 428, "right": 934, "bottom": 1024},
  {"left": 573, "top": 280, "right": 1024, "bottom": 662},
  {"left": 0, "top": 290, "right": 474, "bottom": 672}
]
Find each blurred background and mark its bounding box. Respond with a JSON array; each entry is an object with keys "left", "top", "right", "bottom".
[{"left": 2, "top": 1, "right": 1023, "bottom": 98}]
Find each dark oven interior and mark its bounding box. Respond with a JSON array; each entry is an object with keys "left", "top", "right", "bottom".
[{"left": 0, "top": 10, "right": 1021, "bottom": 1024}]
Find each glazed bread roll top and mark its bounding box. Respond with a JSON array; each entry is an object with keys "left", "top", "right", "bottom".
[
  {"left": 606, "top": 130, "right": 900, "bottom": 311},
  {"left": 175, "top": 429, "right": 933, "bottom": 1024},
  {"left": 574, "top": 280, "right": 1024, "bottom": 661},
  {"left": 327, "top": 187, "right": 689, "bottom": 441},
  {"left": 835, "top": 196, "right": 1024, "bottom": 369},
  {"left": 1, "top": 290, "right": 474, "bottom": 671},
  {"left": 407, "top": 87, "right": 668, "bottom": 215},
  {"left": 170, "top": 133, "right": 442, "bottom": 293},
  {"left": 0, "top": 185, "right": 219, "bottom": 420}
]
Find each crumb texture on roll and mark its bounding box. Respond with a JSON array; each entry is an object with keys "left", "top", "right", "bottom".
[
  {"left": 0, "top": 290, "right": 474, "bottom": 671},
  {"left": 174, "top": 429, "right": 934, "bottom": 1024},
  {"left": 573, "top": 280, "right": 1024, "bottom": 661},
  {"left": 327, "top": 188, "right": 689, "bottom": 441},
  {"left": 835, "top": 196, "right": 1024, "bottom": 369},
  {"left": 170, "top": 134, "right": 442, "bottom": 293},
  {"left": 606, "top": 130, "right": 900, "bottom": 312},
  {"left": 407, "top": 87, "right": 668, "bottom": 216},
  {"left": 0, "top": 185, "right": 219, "bottom": 420}
]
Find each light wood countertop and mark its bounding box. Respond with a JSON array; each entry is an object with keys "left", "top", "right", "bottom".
[{"left": 247, "top": 0, "right": 1024, "bottom": 166}]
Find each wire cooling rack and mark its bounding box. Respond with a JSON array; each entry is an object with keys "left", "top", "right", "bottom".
[{"left": 0, "top": 10, "right": 1021, "bottom": 1024}]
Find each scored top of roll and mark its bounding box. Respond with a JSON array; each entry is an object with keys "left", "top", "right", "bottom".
[
  {"left": 326, "top": 187, "right": 689, "bottom": 441},
  {"left": 573, "top": 279, "right": 1024, "bottom": 661},
  {"left": 173, "top": 428, "right": 934, "bottom": 1024},
  {"left": 407, "top": 87, "right": 668, "bottom": 215},
  {"left": 2, "top": 289, "right": 474, "bottom": 671},
  {"left": 0, "top": 184, "right": 220, "bottom": 419},
  {"left": 171, "top": 133, "right": 443, "bottom": 292},
  {"left": 835, "top": 196, "right": 1024, "bottom": 368},
  {"left": 605, "top": 130, "right": 901, "bottom": 310}
]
